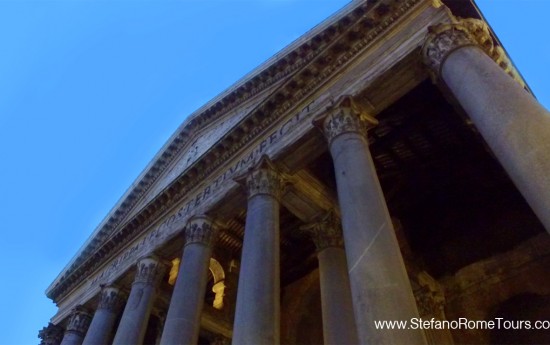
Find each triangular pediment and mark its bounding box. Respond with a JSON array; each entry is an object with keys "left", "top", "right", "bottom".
[
  {"left": 51, "top": 0, "right": 468, "bottom": 301},
  {"left": 126, "top": 83, "right": 282, "bottom": 220}
]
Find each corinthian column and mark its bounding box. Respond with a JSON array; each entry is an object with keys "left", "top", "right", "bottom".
[
  {"left": 301, "top": 211, "right": 358, "bottom": 345},
  {"left": 422, "top": 18, "right": 550, "bottom": 233},
  {"left": 160, "top": 215, "right": 219, "bottom": 345},
  {"left": 112, "top": 256, "right": 165, "bottom": 345},
  {"left": 82, "top": 286, "right": 126, "bottom": 345},
  {"left": 60, "top": 306, "right": 92, "bottom": 345},
  {"left": 315, "top": 96, "right": 426, "bottom": 345},
  {"left": 232, "top": 155, "right": 286, "bottom": 345}
]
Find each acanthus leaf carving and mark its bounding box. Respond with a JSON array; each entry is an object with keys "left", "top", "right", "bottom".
[
  {"left": 184, "top": 215, "right": 219, "bottom": 247},
  {"left": 301, "top": 210, "right": 344, "bottom": 251},
  {"left": 38, "top": 323, "right": 64, "bottom": 345},
  {"left": 65, "top": 306, "right": 92, "bottom": 336},
  {"left": 422, "top": 17, "right": 524, "bottom": 86},
  {"left": 236, "top": 155, "right": 288, "bottom": 200},
  {"left": 97, "top": 285, "right": 126, "bottom": 312},
  {"left": 134, "top": 256, "right": 165, "bottom": 285},
  {"left": 315, "top": 95, "right": 378, "bottom": 144}
]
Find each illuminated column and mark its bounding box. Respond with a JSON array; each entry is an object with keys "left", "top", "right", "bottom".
[
  {"left": 160, "top": 216, "right": 219, "bottom": 345},
  {"left": 59, "top": 306, "right": 92, "bottom": 345},
  {"left": 301, "top": 211, "right": 358, "bottom": 345},
  {"left": 423, "top": 18, "right": 550, "bottom": 233},
  {"left": 315, "top": 96, "right": 426, "bottom": 344},
  {"left": 82, "top": 286, "right": 125, "bottom": 345},
  {"left": 232, "top": 156, "right": 285, "bottom": 345},
  {"left": 112, "top": 256, "right": 165, "bottom": 345}
]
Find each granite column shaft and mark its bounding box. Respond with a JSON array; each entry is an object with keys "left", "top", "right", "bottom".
[
  {"left": 303, "top": 212, "right": 358, "bottom": 345},
  {"left": 318, "top": 96, "right": 426, "bottom": 345},
  {"left": 160, "top": 216, "right": 218, "bottom": 345},
  {"left": 82, "top": 286, "right": 125, "bottom": 345},
  {"left": 231, "top": 156, "right": 284, "bottom": 345},
  {"left": 112, "top": 256, "right": 164, "bottom": 345}
]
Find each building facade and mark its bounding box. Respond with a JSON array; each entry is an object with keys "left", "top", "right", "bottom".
[{"left": 41, "top": 0, "right": 550, "bottom": 344}]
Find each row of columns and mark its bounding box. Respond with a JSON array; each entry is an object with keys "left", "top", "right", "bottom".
[{"left": 42, "top": 16, "right": 550, "bottom": 345}]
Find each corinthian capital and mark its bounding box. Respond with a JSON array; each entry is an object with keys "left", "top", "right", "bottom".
[
  {"left": 423, "top": 17, "right": 524, "bottom": 85},
  {"left": 422, "top": 18, "right": 493, "bottom": 77},
  {"left": 301, "top": 211, "right": 344, "bottom": 251},
  {"left": 413, "top": 271, "right": 446, "bottom": 317},
  {"left": 38, "top": 323, "right": 64, "bottom": 345},
  {"left": 185, "top": 215, "right": 219, "bottom": 247},
  {"left": 65, "top": 306, "right": 92, "bottom": 335},
  {"left": 236, "top": 155, "right": 287, "bottom": 199},
  {"left": 134, "top": 256, "right": 165, "bottom": 285},
  {"left": 97, "top": 285, "right": 126, "bottom": 312},
  {"left": 314, "top": 95, "right": 378, "bottom": 145}
]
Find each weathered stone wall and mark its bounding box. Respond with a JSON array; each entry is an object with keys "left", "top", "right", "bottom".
[
  {"left": 280, "top": 270, "right": 323, "bottom": 345},
  {"left": 442, "top": 233, "right": 550, "bottom": 344}
]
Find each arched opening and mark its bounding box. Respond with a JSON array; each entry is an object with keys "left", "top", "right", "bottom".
[
  {"left": 168, "top": 256, "right": 225, "bottom": 310},
  {"left": 205, "top": 258, "right": 225, "bottom": 310}
]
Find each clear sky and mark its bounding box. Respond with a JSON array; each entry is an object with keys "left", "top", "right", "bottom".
[{"left": 0, "top": 1, "right": 548, "bottom": 344}]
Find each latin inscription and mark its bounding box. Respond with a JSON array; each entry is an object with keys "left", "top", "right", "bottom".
[{"left": 90, "top": 104, "right": 314, "bottom": 287}]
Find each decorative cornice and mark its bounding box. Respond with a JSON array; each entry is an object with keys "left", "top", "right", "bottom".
[
  {"left": 49, "top": 0, "right": 426, "bottom": 302},
  {"left": 422, "top": 17, "right": 524, "bottom": 86},
  {"left": 301, "top": 210, "right": 344, "bottom": 251},
  {"left": 97, "top": 285, "right": 126, "bottom": 312},
  {"left": 65, "top": 306, "right": 92, "bottom": 335},
  {"left": 314, "top": 95, "right": 378, "bottom": 145},
  {"left": 236, "top": 155, "right": 287, "bottom": 200},
  {"left": 38, "top": 323, "right": 64, "bottom": 345},
  {"left": 134, "top": 256, "right": 165, "bottom": 285},
  {"left": 185, "top": 215, "right": 218, "bottom": 247}
]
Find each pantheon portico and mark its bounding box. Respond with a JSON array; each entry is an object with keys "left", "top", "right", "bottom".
[{"left": 41, "top": 0, "right": 550, "bottom": 344}]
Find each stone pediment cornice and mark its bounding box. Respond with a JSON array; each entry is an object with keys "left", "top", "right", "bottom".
[{"left": 48, "top": 0, "right": 427, "bottom": 302}]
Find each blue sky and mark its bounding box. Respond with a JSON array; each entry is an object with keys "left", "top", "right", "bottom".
[{"left": 0, "top": 1, "right": 548, "bottom": 344}]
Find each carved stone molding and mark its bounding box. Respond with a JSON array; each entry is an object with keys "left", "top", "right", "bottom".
[
  {"left": 97, "top": 285, "right": 126, "bottom": 312},
  {"left": 413, "top": 271, "right": 446, "bottom": 317},
  {"left": 236, "top": 155, "right": 287, "bottom": 200},
  {"left": 134, "top": 256, "right": 165, "bottom": 285},
  {"left": 185, "top": 215, "right": 219, "bottom": 247},
  {"left": 422, "top": 18, "right": 489, "bottom": 78},
  {"left": 416, "top": 286, "right": 446, "bottom": 317},
  {"left": 65, "top": 306, "right": 92, "bottom": 335},
  {"left": 422, "top": 17, "right": 524, "bottom": 86},
  {"left": 314, "top": 95, "right": 378, "bottom": 145},
  {"left": 301, "top": 210, "right": 344, "bottom": 251},
  {"left": 38, "top": 323, "right": 64, "bottom": 345}
]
